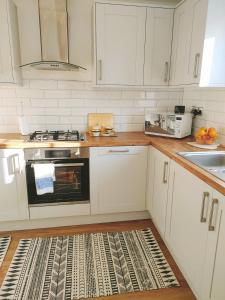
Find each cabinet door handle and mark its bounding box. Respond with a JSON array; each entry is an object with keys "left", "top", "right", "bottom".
[
  {"left": 193, "top": 53, "right": 201, "bottom": 78},
  {"left": 163, "top": 161, "right": 169, "bottom": 184},
  {"left": 98, "top": 59, "right": 102, "bottom": 81},
  {"left": 200, "top": 192, "right": 209, "bottom": 223},
  {"left": 12, "top": 154, "right": 21, "bottom": 174},
  {"left": 164, "top": 61, "right": 169, "bottom": 82},
  {"left": 208, "top": 198, "right": 219, "bottom": 231},
  {"left": 108, "top": 149, "right": 130, "bottom": 153}
]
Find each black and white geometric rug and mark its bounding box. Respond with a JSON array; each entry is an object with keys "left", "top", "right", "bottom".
[
  {"left": 0, "top": 229, "right": 179, "bottom": 299},
  {"left": 0, "top": 236, "right": 11, "bottom": 268}
]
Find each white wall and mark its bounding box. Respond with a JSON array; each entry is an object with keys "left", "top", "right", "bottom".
[
  {"left": 0, "top": 80, "right": 182, "bottom": 133},
  {"left": 183, "top": 87, "right": 225, "bottom": 145}
]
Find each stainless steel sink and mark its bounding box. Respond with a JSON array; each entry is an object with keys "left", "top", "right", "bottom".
[{"left": 178, "top": 151, "right": 225, "bottom": 182}]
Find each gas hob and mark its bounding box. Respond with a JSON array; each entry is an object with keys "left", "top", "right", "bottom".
[{"left": 28, "top": 130, "right": 85, "bottom": 142}]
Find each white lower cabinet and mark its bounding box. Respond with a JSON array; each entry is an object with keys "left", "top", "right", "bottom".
[
  {"left": 0, "top": 149, "right": 29, "bottom": 221},
  {"left": 90, "top": 146, "right": 148, "bottom": 214},
  {"left": 147, "top": 147, "right": 171, "bottom": 237},
  {"left": 165, "top": 160, "right": 225, "bottom": 300},
  {"left": 201, "top": 190, "right": 225, "bottom": 300}
]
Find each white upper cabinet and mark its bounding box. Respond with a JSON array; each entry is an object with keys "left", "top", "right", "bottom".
[
  {"left": 0, "top": 0, "right": 21, "bottom": 84},
  {"left": 200, "top": 0, "right": 225, "bottom": 87},
  {"left": 187, "top": 0, "right": 208, "bottom": 84},
  {"left": 95, "top": 3, "right": 146, "bottom": 86},
  {"left": 170, "top": 0, "right": 208, "bottom": 85},
  {"left": 171, "top": 0, "right": 225, "bottom": 87},
  {"left": 144, "top": 8, "right": 174, "bottom": 86}
]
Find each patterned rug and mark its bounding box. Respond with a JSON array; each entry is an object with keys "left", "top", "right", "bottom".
[
  {"left": 0, "top": 229, "right": 179, "bottom": 300},
  {"left": 0, "top": 237, "right": 11, "bottom": 268}
]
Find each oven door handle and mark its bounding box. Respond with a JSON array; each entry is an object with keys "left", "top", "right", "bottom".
[{"left": 31, "top": 163, "right": 84, "bottom": 168}]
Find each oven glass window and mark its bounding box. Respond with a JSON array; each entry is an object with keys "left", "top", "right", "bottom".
[
  {"left": 55, "top": 166, "right": 81, "bottom": 194},
  {"left": 26, "top": 159, "right": 89, "bottom": 205}
]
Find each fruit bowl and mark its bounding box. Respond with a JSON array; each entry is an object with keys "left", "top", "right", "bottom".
[{"left": 195, "top": 127, "right": 218, "bottom": 145}]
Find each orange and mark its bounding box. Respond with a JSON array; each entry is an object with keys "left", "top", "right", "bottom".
[
  {"left": 196, "top": 128, "right": 207, "bottom": 138},
  {"left": 208, "top": 128, "right": 218, "bottom": 138}
]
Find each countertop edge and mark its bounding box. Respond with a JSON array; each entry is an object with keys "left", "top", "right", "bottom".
[{"left": 0, "top": 132, "right": 225, "bottom": 196}]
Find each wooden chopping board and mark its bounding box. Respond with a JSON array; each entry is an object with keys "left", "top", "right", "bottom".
[{"left": 88, "top": 113, "right": 113, "bottom": 130}]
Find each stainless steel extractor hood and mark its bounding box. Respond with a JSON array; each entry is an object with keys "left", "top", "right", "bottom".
[{"left": 20, "top": 0, "right": 86, "bottom": 71}]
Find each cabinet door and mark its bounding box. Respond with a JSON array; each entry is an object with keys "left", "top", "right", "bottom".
[
  {"left": 187, "top": 0, "right": 208, "bottom": 84},
  {"left": 90, "top": 146, "right": 147, "bottom": 214},
  {"left": 210, "top": 194, "right": 225, "bottom": 300},
  {"left": 95, "top": 3, "right": 146, "bottom": 86},
  {"left": 0, "top": 149, "right": 29, "bottom": 221},
  {"left": 146, "top": 146, "right": 154, "bottom": 213},
  {"left": 0, "top": 0, "right": 14, "bottom": 83},
  {"left": 200, "top": 0, "right": 225, "bottom": 87},
  {"left": 167, "top": 162, "right": 211, "bottom": 298},
  {"left": 151, "top": 148, "right": 170, "bottom": 236},
  {"left": 201, "top": 190, "right": 225, "bottom": 300},
  {"left": 170, "top": 1, "right": 191, "bottom": 85},
  {"left": 144, "top": 8, "right": 174, "bottom": 86}
]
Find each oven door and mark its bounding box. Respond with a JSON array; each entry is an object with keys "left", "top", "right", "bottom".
[{"left": 26, "top": 159, "right": 89, "bottom": 206}]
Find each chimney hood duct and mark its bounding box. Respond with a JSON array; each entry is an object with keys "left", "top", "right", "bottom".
[{"left": 20, "top": 0, "right": 86, "bottom": 71}]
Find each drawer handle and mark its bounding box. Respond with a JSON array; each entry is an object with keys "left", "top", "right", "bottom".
[
  {"left": 200, "top": 192, "right": 209, "bottom": 223},
  {"left": 163, "top": 161, "right": 169, "bottom": 184},
  {"left": 208, "top": 198, "right": 219, "bottom": 231}
]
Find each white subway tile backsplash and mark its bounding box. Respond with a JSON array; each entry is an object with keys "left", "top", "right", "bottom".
[
  {"left": 44, "top": 90, "right": 71, "bottom": 99},
  {"left": 16, "top": 88, "right": 44, "bottom": 98},
  {"left": 60, "top": 116, "right": 86, "bottom": 125},
  {"left": 23, "top": 107, "right": 46, "bottom": 116},
  {"left": 58, "top": 99, "right": 84, "bottom": 107},
  {"left": 0, "top": 79, "right": 183, "bottom": 134},
  {"left": 183, "top": 87, "right": 225, "bottom": 145},
  {"left": 31, "top": 99, "right": 58, "bottom": 107},
  {"left": 58, "top": 81, "right": 85, "bottom": 90},
  {"left": 72, "top": 107, "right": 97, "bottom": 116},
  {"left": 96, "top": 107, "right": 121, "bottom": 115},
  {"left": 30, "top": 80, "right": 58, "bottom": 89},
  {"left": 120, "top": 124, "right": 144, "bottom": 132},
  {"left": 47, "top": 108, "right": 71, "bottom": 116},
  {"left": 0, "top": 89, "right": 16, "bottom": 98},
  {"left": 0, "top": 107, "right": 18, "bottom": 115},
  {"left": 120, "top": 108, "right": 145, "bottom": 116}
]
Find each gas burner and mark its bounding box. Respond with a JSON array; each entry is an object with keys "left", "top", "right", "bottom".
[{"left": 29, "top": 130, "right": 85, "bottom": 142}]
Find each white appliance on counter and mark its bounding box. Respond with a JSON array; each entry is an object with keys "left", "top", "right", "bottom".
[{"left": 145, "top": 112, "right": 192, "bottom": 138}]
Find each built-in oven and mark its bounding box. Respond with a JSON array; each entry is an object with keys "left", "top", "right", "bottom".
[{"left": 24, "top": 148, "right": 89, "bottom": 206}]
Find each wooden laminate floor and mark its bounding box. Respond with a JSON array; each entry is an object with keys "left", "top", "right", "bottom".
[{"left": 0, "top": 219, "right": 196, "bottom": 300}]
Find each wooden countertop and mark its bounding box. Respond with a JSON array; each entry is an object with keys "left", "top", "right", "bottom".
[{"left": 0, "top": 132, "right": 225, "bottom": 196}]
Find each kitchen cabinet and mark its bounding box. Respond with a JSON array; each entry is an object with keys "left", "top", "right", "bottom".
[
  {"left": 164, "top": 160, "right": 225, "bottom": 300},
  {"left": 0, "top": 0, "right": 21, "bottom": 84},
  {"left": 0, "top": 149, "right": 29, "bottom": 222},
  {"left": 90, "top": 146, "right": 148, "bottom": 214},
  {"left": 95, "top": 3, "right": 146, "bottom": 86},
  {"left": 201, "top": 190, "right": 225, "bottom": 300},
  {"left": 144, "top": 8, "right": 174, "bottom": 86},
  {"left": 166, "top": 162, "right": 212, "bottom": 298},
  {"left": 200, "top": 0, "right": 225, "bottom": 87},
  {"left": 170, "top": 0, "right": 208, "bottom": 86},
  {"left": 146, "top": 147, "right": 171, "bottom": 237}
]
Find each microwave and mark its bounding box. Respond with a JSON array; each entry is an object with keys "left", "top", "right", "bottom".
[{"left": 145, "top": 112, "right": 192, "bottom": 138}]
